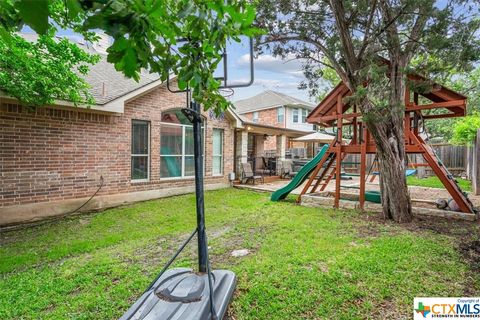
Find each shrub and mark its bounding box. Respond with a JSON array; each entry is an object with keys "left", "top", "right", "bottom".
[{"left": 451, "top": 114, "right": 480, "bottom": 145}]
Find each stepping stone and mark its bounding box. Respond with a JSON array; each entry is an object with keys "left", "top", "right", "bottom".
[{"left": 231, "top": 249, "right": 249, "bottom": 257}]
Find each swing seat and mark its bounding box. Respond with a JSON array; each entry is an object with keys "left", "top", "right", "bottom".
[
  {"left": 365, "top": 190, "right": 381, "bottom": 203},
  {"left": 372, "top": 170, "right": 416, "bottom": 177},
  {"left": 405, "top": 169, "right": 417, "bottom": 176}
]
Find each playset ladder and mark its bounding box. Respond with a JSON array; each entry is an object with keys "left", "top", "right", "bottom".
[
  {"left": 297, "top": 143, "right": 354, "bottom": 202},
  {"left": 410, "top": 132, "right": 475, "bottom": 214}
]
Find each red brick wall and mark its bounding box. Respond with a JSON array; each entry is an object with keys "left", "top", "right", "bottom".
[
  {"left": 0, "top": 85, "right": 234, "bottom": 208},
  {"left": 242, "top": 107, "right": 284, "bottom": 128},
  {"left": 242, "top": 107, "right": 284, "bottom": 151},
  {"left": 264, "top": 136, "right": 276, "bottom": 151}
]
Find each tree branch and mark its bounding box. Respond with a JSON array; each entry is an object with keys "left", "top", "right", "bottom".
[
  {"left": 358, "top": 0, "right": 378, "bottom": 59},
  {"left": 261, "top": 34, "right": 348, "bottom": 83},
  {"left": 328, "top": 0, "right": 358, "bottom": 75},
  {"left": 404, "top": 5, "right": 431, "bottom": 59}
]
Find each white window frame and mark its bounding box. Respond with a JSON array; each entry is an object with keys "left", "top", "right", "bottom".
[
  {"left": 252, "top": 111, "right": 259, "bottom": 123},
  {"left": 293, "top": 108, "right": 299, "bottom": 123},
  {"left": 212, "top": 128, "right": 224, "bottom": 176},
  {"left": 277, "top": 107, "right": 284, "bottom": 123},
  {"left": 131, "top": 120, "right": 150, "bottom": 182},
  {"left": 160, "top": 121, "right": 205, "bottom": 180},
  {"left": 301, "top": 108, "right": 308, "bottom": 123}
]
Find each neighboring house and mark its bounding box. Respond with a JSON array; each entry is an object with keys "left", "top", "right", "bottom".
[
  {"left": 234, "top": 90, "right": 316, "bottom": 150},
  {"left": 0, "top": 34, "right": 244, "bottom": 226}
]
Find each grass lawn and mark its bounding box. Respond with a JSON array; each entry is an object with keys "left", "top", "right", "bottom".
[
  {"left": 1, "top": 188, "right": 479, "bottom": 319},
  {"left": 407, "top": 175, "right": 472, "bottom": 192}
]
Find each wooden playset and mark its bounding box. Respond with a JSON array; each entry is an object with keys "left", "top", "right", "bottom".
[{"left": 298, "top": 75, "right": 476, "bottom": 214}]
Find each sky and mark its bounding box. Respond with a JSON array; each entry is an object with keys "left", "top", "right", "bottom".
[
  {"left": 26, "top": 27, "right": 314, "bottom": 104},
  {"left": 221, "top": 38, "right": 313, "bottom": 103}
]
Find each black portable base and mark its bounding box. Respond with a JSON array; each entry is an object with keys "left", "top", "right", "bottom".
[{"left": 120, "top": 268, "right": 236, "bottom": 320}]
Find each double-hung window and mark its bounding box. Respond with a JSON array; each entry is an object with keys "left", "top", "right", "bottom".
[
  {"left": 293, "top": 108, "right": 299, "bottom": 123},
  {"left": 277, "top": 107, "right": 284, "bottom": 123},
  {"left": 131, "top": 120, "right": 150, "bottom": 181},
  {"left": 301, "top": 108, "right": 308, "bottom": 123},
  {"left": 252, "top": 111, "right": 259, "bottom": 123},
  {"left": 212, "top": 129, "right": 223, "bottom": 175},
  {"left": 160, "top": 109, "right": 204, "bottom": 179}
]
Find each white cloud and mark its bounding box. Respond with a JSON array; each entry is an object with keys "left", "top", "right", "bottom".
[
  {"left": 237, "top": 53, "right": 305, "bottom": 79},
  {"left": 252, "top": 78, "right": 300, "bottom": 90}
]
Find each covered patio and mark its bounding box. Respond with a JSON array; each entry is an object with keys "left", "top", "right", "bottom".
[{"left": 234, "top": 121, "right": 310, "bottom": 179}]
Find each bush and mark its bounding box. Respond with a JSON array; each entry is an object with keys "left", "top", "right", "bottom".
[{"left": 451, "top": 114, "right": 480, "bottom": 145}]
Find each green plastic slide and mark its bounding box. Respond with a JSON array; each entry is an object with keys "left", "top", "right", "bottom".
[{"left": 271, "top": 144, "right": 330, "bottom": 201}]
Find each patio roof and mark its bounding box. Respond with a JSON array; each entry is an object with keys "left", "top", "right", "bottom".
[{"left": 241, "top": 121, "right": 314, "bottom": 137}]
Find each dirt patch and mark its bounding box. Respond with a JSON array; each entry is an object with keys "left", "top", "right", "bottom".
[
  {"left": 460, "top": 240, "right": 480, "bottom": 271},
  {"left": 356, "top": 210, "right": 479, "bottom": 238},
  {"left": 118, "top": 224, "right": 269, "bottom": 274}
]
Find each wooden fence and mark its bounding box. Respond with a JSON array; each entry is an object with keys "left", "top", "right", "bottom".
[{"left": 342, "top": 143, "right": 467, "bottom": 176}]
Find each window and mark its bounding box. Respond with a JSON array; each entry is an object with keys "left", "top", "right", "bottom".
[
  {"left": 293, "top": 108, "right": 299, "bottom": 123},
  {"left": 212, "top": 129, "right": 223, "bottom": 175},
  {"left": 131, "top": 120, "right": 150, "bottom": 181},
  {"left": 301, "top": 108, "right": 308, "bottom": 123},
  {"left": 277, "top": 107, "right": 284, "bottom": 123},
  {"left": 253, "top": 111, "right": 259, "bottom": 123},
  {"left": 160, "top": 109, "right": 204, "bottom": 179}
]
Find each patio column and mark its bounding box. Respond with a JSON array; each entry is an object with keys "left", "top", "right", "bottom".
[
  {"left": 276, "top": 135, "right": 287, "bottom": 176},
  {"left": 236, "top": 130, "right": 248, "bottom": 178},
  {"left": 276, "top": 135, "right": 287, "bottom": 160}
]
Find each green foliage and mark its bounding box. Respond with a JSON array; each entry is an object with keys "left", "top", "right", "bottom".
[
  {"left": 257, "top": 0, "right": 480, "bottom": 114},
  {"left": 451, "top": 114, "right": 480, "bottom": 146},
  {"left": 407, "top": 176, "right": 472, "bottom": 191},
  {"left": 0, "top": 0, "right": 260, "bottom": 112},
  {"left": 1, "top": 189, "right": 477, "bottom": 318},
  {"left": 300, "top": 58, "right": 340, "bottom": 100},
  {"left": 425, "top": 66, "right": 480, "bottom": 140},
  {"left": 0, "top": 32, "right": 98, "bottom": 106}
]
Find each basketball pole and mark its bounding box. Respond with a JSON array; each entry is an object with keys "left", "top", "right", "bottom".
[{"left": 191, "top": 99, "right": 208, "bottom": 273}]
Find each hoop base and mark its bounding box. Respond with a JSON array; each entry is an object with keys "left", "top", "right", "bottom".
[{"left": 120, "top": 268, "right": 236, "bottom": 320}]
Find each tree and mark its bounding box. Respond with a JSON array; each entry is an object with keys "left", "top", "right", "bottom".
[
  {"left": 0, "top": 0, "right": 259, "bottom": 112},
  {"left": 256, "top": 0, "right": 480, "bottom": 222},
  {"left": 451, "top": 114, "right": 480, "bottom": 146},
  {"left": 0, "top": 32, "right": 99, "bottom": 106},
  {"left": 425, "top": 66, "right": 480, "bottom": 140}
]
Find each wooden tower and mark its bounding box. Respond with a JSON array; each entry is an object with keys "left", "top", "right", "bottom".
[{"left": 299, "top": 74, "right": 476, "bottom": 214}]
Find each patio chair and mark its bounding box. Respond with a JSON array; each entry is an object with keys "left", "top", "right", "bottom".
[
  {"left": 241, "top": 162, "right": 264, "bottom": 185},
  {"left": 280, "top": 160, "right": 297, "bottom": 179},
  {"left": 261, "top": 157, "right": 275, "bottom": 176}
]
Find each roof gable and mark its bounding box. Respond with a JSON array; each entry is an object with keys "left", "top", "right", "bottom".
[{"left": 233, "top": 90, "right": 314, "bottom": 114}]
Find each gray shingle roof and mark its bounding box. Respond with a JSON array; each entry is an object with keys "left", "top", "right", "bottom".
[
  {"left": 83, "top": 58, "right": 159, "bottom": 105},
  {"left": 233, "top": 90, "right": 315, "bottom": 114},
  {"left": 20, "top": 32, "right": 160, "bottom": 105}
]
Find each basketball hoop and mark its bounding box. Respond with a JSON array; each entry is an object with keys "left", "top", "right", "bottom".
[
  {"left": 219, "top": 87, "right": 234, "bottom": 98},
  {"left": 122, "top": 36, "right": 254, "bottom": 320},
  {"left": 167, "top": 37, "right": 254, "bottom": 93}
]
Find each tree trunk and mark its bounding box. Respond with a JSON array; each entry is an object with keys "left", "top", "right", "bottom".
[
  {"left": 366, "top": 119, "right": 412, "bottom": 222},
  {"left": 361, "top": 63, "right": 413, "bottom": 222}
]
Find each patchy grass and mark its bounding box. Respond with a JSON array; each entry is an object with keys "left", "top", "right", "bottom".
[
  {"left": 1, "top": 188, "right": 479, "bottom": 319},
  {"left": 407, "top": 175, "right": 472, "bottom": 192}
]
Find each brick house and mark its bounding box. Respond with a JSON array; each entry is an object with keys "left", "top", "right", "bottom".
[
  {"left": 232, "top": 91, "right": 316, "bottom": 169},
  {"left": 0, "top": 36, "right": 245, "bottom": 226}
]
